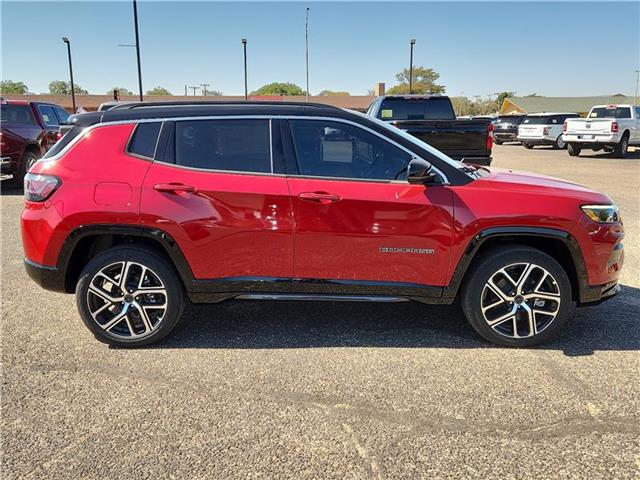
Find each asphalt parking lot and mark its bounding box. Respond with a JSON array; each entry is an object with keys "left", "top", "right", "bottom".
[{"left": 2, "top": 144, "right": 639, "bottom": 479}]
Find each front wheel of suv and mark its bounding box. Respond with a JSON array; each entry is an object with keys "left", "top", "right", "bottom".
[
  {"left": 76, "top": 246, "right": 185, "bottom": 347},
  {"left": 461, "top": 246, "right": 572, "bottom": 347}
]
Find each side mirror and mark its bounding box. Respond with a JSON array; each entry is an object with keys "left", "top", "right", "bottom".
[{"left": 407, "top": 157, "right": 438, "bottom": 184}]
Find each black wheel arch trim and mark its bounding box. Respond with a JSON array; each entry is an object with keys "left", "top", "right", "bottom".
[
  {"left": 43, "top": 224, "right": 602, "bottom": 305},
  {"left": 443, "top": 226, "right": 597, "bottom": 305}
]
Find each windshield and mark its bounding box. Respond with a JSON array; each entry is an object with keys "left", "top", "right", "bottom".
[
  {"left": 350, "top": 110, "right": 470, "bottom": 173},
  {"left": 589, "top": 107, "right": 631, "bottom": 119}
]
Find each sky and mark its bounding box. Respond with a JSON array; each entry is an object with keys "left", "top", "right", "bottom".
[{"left": 2, "top": 1, "right": 639, "bottom": 97}]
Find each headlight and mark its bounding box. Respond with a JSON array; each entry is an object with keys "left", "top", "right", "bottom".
[{"left": 581, "top": 204, "right": 620, "bottom": 224}]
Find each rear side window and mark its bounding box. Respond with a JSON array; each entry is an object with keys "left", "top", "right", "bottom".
[
  {"left": 0, "top": 104, "right": 35, "bottom": 125},
  {"left": 174, "top": 119, "right": 271, "bottom": 173},
  {"left": 128, "top": 122, "right": 162, "bottom": 159},
  {"left": 522, "top": 116, "right": 551, "bottom": 125},
  {"left": 37, "top": 105, "right": 59, "bottom": 126}
]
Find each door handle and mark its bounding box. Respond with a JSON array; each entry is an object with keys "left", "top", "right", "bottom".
[
  {"left": 154, "top": 183, "right": 196, "bottom": 194},
  {"left": 298, "top": 191, "right": 341, "bottom": 205}
]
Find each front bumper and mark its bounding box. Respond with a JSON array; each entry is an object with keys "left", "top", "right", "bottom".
[
  {"left": 1, "top": 156, "right": 13, "bottom": 174},
  {"left": 24, "top": 258, "right": 67, "bottom": 293},
  {"left": 579, "top": 281, "right": 621, "bottom": 306}
]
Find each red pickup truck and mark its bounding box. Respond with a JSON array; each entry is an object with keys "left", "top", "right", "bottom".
[{"left": 1, "top": 98, "right": 70, "bottom": 184}]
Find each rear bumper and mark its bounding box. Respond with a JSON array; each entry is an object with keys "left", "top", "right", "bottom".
[
  {"left": 517, "top": 137, "right": 554, "bottom": 145},
  {"left": 562, "top": 133, "right": 620, "bottom": 145},
  {"left": 24, "top": 258, "right": 66, "bottom": 293}
]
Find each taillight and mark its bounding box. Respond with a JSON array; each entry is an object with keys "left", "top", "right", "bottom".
[
  {"left": 562, "top": 122, "right": 567, "bottom": 132},
  {"left": 543, "top": 127, "right": 550, "bottom": 135},
  {"left": 611, "top": 122, "right": 619, "bottom": 133},
  {"left": 486, "top": 122, "right": 493, "bottom": 151},
  {"left": 24, "top": 173, "right": 61, "bottom": 202}
]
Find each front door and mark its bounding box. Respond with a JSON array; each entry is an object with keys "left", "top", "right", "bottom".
[
  {"left": 140, "top": 118, "right": 294, "bottom": 287},
  {"left": 284, "top": 118, "right": 454, "bottom": 292}
]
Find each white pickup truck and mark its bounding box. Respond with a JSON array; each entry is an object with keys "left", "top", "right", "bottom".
[{"left": 563, "top": 104, "right": 640, "bottom": 158}]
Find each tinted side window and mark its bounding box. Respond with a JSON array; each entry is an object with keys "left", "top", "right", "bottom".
[
  {"left": 0, "top": 104, "right": 35, "bottom": 125},
  {"left": 53, "top": 106, "right": 70, "bottom": 124},
  {"left": 175, "top": 119, "right": 271, "bottom": 173},
  {"left": 37, "top": 105, "right": 59, "bottom": 126},
  {"left": 128, "top": 122, "right": 162, "bottom": 159},
  {"left": 43, "top": 126, "right": 83, "bottom": 158},
  {"left": 289, "top": 120, "right": 412, "bottom": 181}
]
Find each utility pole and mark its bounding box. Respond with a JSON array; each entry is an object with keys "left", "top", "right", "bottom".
[
  {"left": 635, "top": 69, "right": 640, "bottom": 104},
  {"left": 305, "top": 7, "right": 310, "bottom": 102},
  {"left": 184, "top": 85, "right": 187, "bottom": 96},
  {"left": 132, "top": 0, "right": 143, "bottom": 101},
  {"left": 242, "top": 38, "right": 248, "bottom": 100},
  {"left": 409, "top": 39, "right": 416, "bottom": 94},
  {"left": 189, "top": 86, "right": 199, "bottom": 96},
  {"left": 200, "top": 83, "right": 210, "bottom": 96},
  {"left": 61, "top": 37, "right": 76, "bottom": 113}
]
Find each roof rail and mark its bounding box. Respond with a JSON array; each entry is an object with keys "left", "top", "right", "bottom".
[{"left": 109, "top": 100, "right": 342, "bottom": 110}]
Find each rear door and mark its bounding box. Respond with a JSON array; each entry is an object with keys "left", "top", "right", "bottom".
[
  {"left": 140, "top": 118, "right": 294, "bottom": 287},
  {"left": 34, "top": 104, "right": 61, "bottom": 149},
  {"left": 284, "top": 117, "right": 454, "bottom": 293}
]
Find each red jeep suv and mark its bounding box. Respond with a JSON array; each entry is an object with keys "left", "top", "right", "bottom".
[{"left": 21, "top": 102, "right": 624, "bottom": 347}]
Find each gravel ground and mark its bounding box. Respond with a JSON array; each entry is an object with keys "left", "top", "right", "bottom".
[{"left": 2, "top": 144, "right": 639, "bottom": 479}]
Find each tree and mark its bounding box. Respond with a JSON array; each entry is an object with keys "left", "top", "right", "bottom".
[
  {"left": 495, "top": 91, "right": 514, "bottom": 106},
  {"left": 387, "top": 66, "right": 445, "bottom": 95},
  {"left": 525, "top": 93, "right": 540, "bottom": 97},
  {"left": 0, "top": 80, "right": 28, "bottom": 94},
  {"left": 317, "top": 90, "right": 350, "bottom": 96},
  {"left": 251, "top": 82, "right": 306, "bottom": 96},
  {"left": 110, "top": 87, "right": 133, "bottom": 95},
  {"left": 48, "top": 80, "right": 88, "bottom": 95},
  {"left": 145, "top": 86, "right": 172, "bottom": 95}
]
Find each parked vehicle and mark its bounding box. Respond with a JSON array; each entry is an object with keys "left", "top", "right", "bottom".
[
  {"left": 517, "top": 113, "right": 580, "bottom": 149},
  {"left": 22, "top": 101, "right": 624, "bottom": 347},
  {"left": 1, "top": 98, "right": 70, "bottom": 184},
  {"left": 563, "top": 104, "right": 640, "bottom": 158},
  {"left": 493, "top": 115, "right": 527, "bottom": 144},
  {"left": 367, "top": 95, "right": 493, "bottom": 166}
]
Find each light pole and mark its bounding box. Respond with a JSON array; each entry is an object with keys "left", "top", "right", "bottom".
[
  {"left": 61, "top": 37, "right": 76, "bottom": 113},
  {"left": 305, "top": 7, "right": 310, "bottom": 102},
  {"left": 409, "top": 39, "right": 416, "bottom": 94},
  {"left": 635, "top": 69, "right": 639, "bottom": 104},
  {"left": 242, "top": 38, "right": 248, "bottom": 100},
  {"left": 200, "top": 83, "right": 210, "bottom": 96},
  {"left": 132, "top": 0, "right": 143, "bottom": 101}
]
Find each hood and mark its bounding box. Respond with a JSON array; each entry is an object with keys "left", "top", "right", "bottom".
[{"left": 479, "top": 167, "right": 613, "bottom": 203}]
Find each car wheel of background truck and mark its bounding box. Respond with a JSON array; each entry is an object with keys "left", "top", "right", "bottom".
[
  {"left": 494, "top": 139, "right": 503, "bottom": 145},
  {"left": 461, "top": 245, "right": 572, "bottom": 347},
  {"left": 13, "top": 150, "right": 39, "bottom": 186},
  {"left": 552, "top": 135, "right": 566, "bottom": 150},
  {"left": 613, "top": 134, "right": 629, "bottom": 158},
  {"left": 76, "top": 246, "right": 185, "bottom": 347},
  {"left": 567, "top": 143, "right": 581, "bottom": 157},
  {"left": 523, "top": 143, "right": 533, "bottom": 149}
]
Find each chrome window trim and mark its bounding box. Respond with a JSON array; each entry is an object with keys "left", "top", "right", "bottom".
[{"left": 38, "top": 114, "right": 450, "bottom": 184}]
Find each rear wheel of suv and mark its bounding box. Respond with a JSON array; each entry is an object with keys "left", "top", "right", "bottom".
[
  {"left": 523, "top": 143, "right": 533, "bottom": 149},
  {"left": 461, "top": 246, "right": 572, "bottom": 347},
  {"left": 567, "top": 143, "right": 581, "bottom": 157},
  {"left": 613, "top": 133, "right": 629, "bottom": 158},
  {"left": 76, "top": 246, "right": 185, "bottom": 347},
  {"left": 552, "top": 135, "right": 566, "bottom": 150},
  {"left": 13, "top": 150, "right": 39, "bottom": 186}
]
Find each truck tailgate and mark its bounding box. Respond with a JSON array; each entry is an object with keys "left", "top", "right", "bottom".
[
  {"left": 390, "top": 119, "right": 490, "bottom": 156},
  {"left": 566, "top": 119, "right": 613, "bottom": 135}
]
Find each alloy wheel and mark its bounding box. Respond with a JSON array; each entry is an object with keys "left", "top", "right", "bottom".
[
  {"left": 86, "top": 261, "right": 168, "bottom": 339},
  {"left": 480, "top": 262, "right": 561, "bottom": 339}
]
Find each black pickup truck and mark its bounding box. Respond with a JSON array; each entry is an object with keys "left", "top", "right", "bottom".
[{"left": 367, "top": 95, "right": 493, "bottom": 166}]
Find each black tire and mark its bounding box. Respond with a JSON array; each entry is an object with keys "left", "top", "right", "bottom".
[
  {"left": 494, "top": 139, "right": 503, "bottom": 145},
  {"left": 567, "top": 143, "right": 581, "bottom": 157},
  {"left": 552, "top": 135, "right": 566, "bottom": 150},
  {"left": 13, "top": 150, "right": 40, "bottom": 186},
  {"left": 460, "top": 245, "right": 572, "bottom": 347},
  {"left": 76, "top": 246, "right": 185, "bottom": 347},
  {"left": 523, "top": 143, "right": 533, "bottom": 149},
  {"left": 613, "top": 133, "right": 629, "bottom": 158}
]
